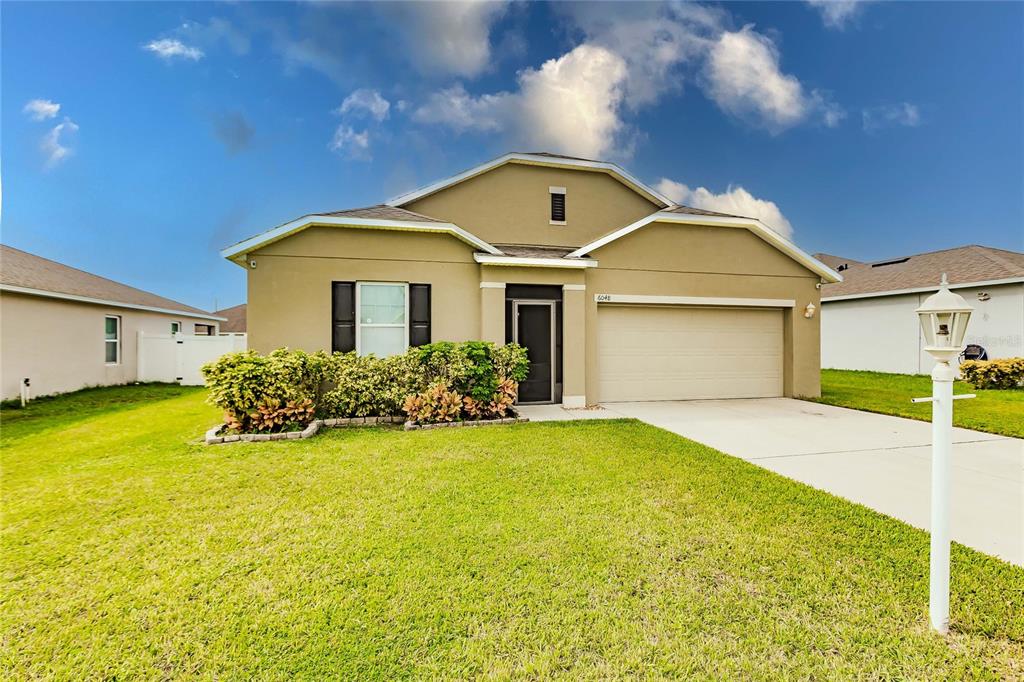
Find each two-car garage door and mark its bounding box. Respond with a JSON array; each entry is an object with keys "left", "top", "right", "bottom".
[{"left": 597, "top": 305, "right": 784, "bottom": 402}]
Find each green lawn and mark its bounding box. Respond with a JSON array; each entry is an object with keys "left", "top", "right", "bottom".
[
  {"left": 809, "top": 369, "right": 1024, "bottom": 438},
  {"left": 2, "top": 387, "right": 1022, "bottom": 679}
]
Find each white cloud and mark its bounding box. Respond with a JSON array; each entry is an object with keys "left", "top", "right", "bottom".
[
  {"left": 41, "top": 118, "right": 79, "bottom": 169},
  {"left": 23, "top": 99, "right": 60, "bottom": 121},
  {"left": 415, "top": 44, "right": 629, "bottom": 159},
  {"left": 385, "top": 1, "right": 510, "bottom": 78},
  {"left": 862, "top": 102, "right": 921, "bottom": 132},
  {"left": 329, "top": 125, "right": 371, "bottom": 160},
  {"left": 338, "top": 89, "right": 391, "bottom": 122},
  {"left": 806, "top": 0, "right": 867, "bottom": 29},
  {"left": 654, "top": 178, "right": 794, "bottom": 238},
  {"left": 179, "top": 17, "right": 250, "bottom": 55},
  {"left": 143, "top": 38, "right": 204, "bottom": 62},
  {"left": 705, "top": 26, "right": 841, "bottom": 133}
]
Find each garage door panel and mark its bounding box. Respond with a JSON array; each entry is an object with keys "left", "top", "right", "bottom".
[{"left": 597, "top": 306, "right": 784, "bottom": 402}]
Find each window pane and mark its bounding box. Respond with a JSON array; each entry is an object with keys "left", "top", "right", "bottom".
[
  {"left": 360, "top": 284, "right": 405, "bottom": 324},
  {"left": 171, "top": 322, "right": 180, "bottom": 333},
  {"left": 359, "top": 326, "right": 406, "bottom": 357},
  {"left": 105, "top": 341, "right": 118, "bottom": 363},
  {"left": 105, "top": 317, "right": 118, "bottom": 339}
]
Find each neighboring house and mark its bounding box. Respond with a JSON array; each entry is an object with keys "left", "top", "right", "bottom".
[
  {"left": 223, "top": 152, "right": 841, "bottom": 406},
  {"left": 0, "top": 244, "right": 225, "bottom": 400},
  {"left": 816, "top": 245, "right": 1024, "bottom": 375},
  {"left": 213, "top": 303, "right": 246, "bottom": 333}
]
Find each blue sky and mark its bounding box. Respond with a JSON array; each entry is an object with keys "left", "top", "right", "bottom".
[{"left": 4, "top": 1, "right": 1022, "bottom": 311}]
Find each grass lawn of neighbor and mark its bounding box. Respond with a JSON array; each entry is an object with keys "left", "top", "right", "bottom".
[
  {"left": 810, "top": 368, "right": 1024, "bottom": 439},
  {"left": 2, "top": 385, "right": 1022, "bottom": 679}
]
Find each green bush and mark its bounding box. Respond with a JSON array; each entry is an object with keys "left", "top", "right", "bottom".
[
  {"left": 201, "top": 349, "right": 329, "bottom": 433},
  {"left": 320, "top": 352, "right": 424, "bottom": 418},
  {"left": 960, "top": 358, "right": 1024, "bottom": 390},
  {"left": 203, "top": 342, "right": 531, "bottom": 431}
]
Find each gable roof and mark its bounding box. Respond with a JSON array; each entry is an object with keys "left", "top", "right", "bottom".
[
  {"left": 213, "top": 303, "right": 246, "bottom": 332},
  {"left": 1, "top": 244, "right": 223, "bottom": 320},
  {"left": 221, "top": 205, "right": 502, "bottom": 264},
  {"left": 385, "top": 152, "right": 674, "bottom": 209},
  {"left": 565, "top": 211, "right": 843, "bottom": 283},
  {"left": 818, "top": 245, "right": 1024, "bottom": 300}
]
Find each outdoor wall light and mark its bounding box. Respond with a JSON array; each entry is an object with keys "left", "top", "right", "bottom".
[{"left": 803, "top": 302, "right": 816, "bottom": 319}]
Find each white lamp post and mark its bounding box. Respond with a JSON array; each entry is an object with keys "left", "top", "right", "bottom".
[{"left": 913, "top": 274, "right": 974, "bottom": 635}]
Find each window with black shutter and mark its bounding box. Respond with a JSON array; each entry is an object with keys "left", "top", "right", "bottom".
[
  {"left": 550, "top": 190, "right": 566, "bottom": 223},
  {"left": 409, "top": 283, "right": 431, "bottom": 347},
  {"left": 331, "top": 281, "right": 356, "bottom": 352}
]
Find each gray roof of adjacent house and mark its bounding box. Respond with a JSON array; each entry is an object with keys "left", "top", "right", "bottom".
[
  {"left": 213, "top": 303, "right": 246, "bottom": 332},
  {"left": 0, "top": 244, "right": 222, "bottom": 319},
  {"left": 816, "top": 245, "right": 1024, "bottom": 300}
]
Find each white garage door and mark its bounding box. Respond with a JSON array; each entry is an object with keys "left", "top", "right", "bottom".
[{"left": 597, "top": 305, "right": 784, "bottom": 402}]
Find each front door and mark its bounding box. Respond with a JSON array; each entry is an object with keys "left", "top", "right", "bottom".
[{"left": 514, "top": 301, "right": 555, "bottom": 403}]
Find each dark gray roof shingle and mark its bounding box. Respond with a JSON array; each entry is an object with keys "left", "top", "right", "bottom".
[{"left": 818, "top": 245, "right": 1024, "bottom": 298}]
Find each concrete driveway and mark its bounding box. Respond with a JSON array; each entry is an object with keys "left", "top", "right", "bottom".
[{"left": 521, "top": 398, "right": 1023, "bottom": 565}]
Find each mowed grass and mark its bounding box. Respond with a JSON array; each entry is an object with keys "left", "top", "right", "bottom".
[
  {"left": 810, "top": 368, "right": 1024, "bottom": 438},
  {"left": 2, "top": 387, "right": 1022, "bottom": 679}
]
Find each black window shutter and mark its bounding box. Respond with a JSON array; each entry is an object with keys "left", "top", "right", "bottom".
[
  {"left": 331, "top": 281, "right": 355, "bottom": 352},
  {"left": 551, "top": 192, "right": 566, "bottom": 222},
  {"left": 409, "top": 283, "right": 431, "bottom": 347}
]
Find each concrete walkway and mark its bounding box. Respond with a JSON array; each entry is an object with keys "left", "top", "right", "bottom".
[{"left": 519, "top": 399, "right": 1023, "bottom": 566}]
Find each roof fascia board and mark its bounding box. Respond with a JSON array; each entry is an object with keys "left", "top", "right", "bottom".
[
  {"left": 385, "top": 153, "right": 673, "bottom": 208},
  {"left": 474, "top": 254, "right": 598, "bottom": 269},
  {"left": 822, "top": 277, "right": 1024, "bottom": 302},
  {"left": 0, "top": 284, "right": 226, "bottom": 321},
  {"left": 221, "top": 215, "right": 503, "bottom": 263},
  {"left": 566, "top": 212, "right": 843, "bottom": 283}
]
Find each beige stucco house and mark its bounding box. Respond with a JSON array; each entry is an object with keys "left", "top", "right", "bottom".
[
  {"left": 0, "top": 245, "right": 225, "bottom": 400},
  {"left": 224, "top": 152, "right": 841, "bottom": 407}
]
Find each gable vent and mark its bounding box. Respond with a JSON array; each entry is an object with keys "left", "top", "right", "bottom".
[{"left": 550, "top": 187, "right": 566, "bottom": 223}]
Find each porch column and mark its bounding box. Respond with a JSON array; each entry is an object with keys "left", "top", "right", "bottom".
[
  {"left": 480, "top": 282, "right": 505, "bottom": 345},
  {"left": 562, "top": 284, "right": 586, "bottom": 408}
]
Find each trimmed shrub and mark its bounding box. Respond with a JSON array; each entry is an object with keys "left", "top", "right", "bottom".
[
  {"left": 202, "top": 349, "right": 328, "bottom": 433},
  {"left": 403, "top": 341, "right": 529, "bottom": 424},
  {"left": 320, "top": 352, "right": 424, "bottom": 418},
  {"left": 960, "top": 358, "right": 1024, "bottom": 390},
  {"left": 202, "top": 342, "right": 531, "bottom": 432}
]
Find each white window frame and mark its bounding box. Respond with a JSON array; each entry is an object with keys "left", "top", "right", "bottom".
[
  {"left": 104, "top": 315, "right": 121, "bottom": 365},
  {"left": 170, "top": 321, "right": 181, "bottom": 335},
  {"left": 355, "top": 281, "right": 409, "bottom": 356},
  {"left": 549, "top": 186, "right": 567, "bottom": 225}
]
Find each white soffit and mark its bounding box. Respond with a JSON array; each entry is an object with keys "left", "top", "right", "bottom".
[
  {"left": 568, "top": 212, "right": 843, "bottom": 283},
  {"left": 221, "top": 215, "right": 503, "bottom": 264}
]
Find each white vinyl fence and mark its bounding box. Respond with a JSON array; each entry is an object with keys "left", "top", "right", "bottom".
[{"left": 137, "top": 332, "right": 247, "bottom": 385}]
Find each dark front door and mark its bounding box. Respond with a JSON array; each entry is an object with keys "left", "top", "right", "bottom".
[{"left": 515, "top": 301, "right": 555, "bottom": 403}]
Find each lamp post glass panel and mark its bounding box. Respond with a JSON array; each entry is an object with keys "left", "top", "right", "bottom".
[{"left": 914, "top": 274, "right": 973, "bottom": 635}]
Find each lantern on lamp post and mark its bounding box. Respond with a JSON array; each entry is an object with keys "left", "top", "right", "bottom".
[{"left": 914, "top": 274, "right": 974, "bottom": 635}]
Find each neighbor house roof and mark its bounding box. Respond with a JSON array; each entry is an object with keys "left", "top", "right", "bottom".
[
  {"left": 0, "top": 244, "right": 224, "bottom": 320},
  {"left": 385, "top": 152, "right": 675, "bottom": 208},
  {"left": 213, "top": 303, "right": 246, "bottom": 332},
  {"left": 817, "top": 245, "right": 1024, "bottom": 301}
]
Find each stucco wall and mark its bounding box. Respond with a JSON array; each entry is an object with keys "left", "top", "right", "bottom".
[
  {"left": 584, "top": 222, "right": 823, "bottom": 398},
  {"left": 247, "top": 226, "right": 482, "bottom": 353},
  {"left": 403, "top": 162, "right": 661, "bottom": 248},
  {"left": 244, "top": 220, "right": 825, "bottom": 402},
  {"left": 0, "top": 292, "right": 218, "bottom": 400},
  {"left": 821, "top": 282, "right": 1024, "bottom": 374}
]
